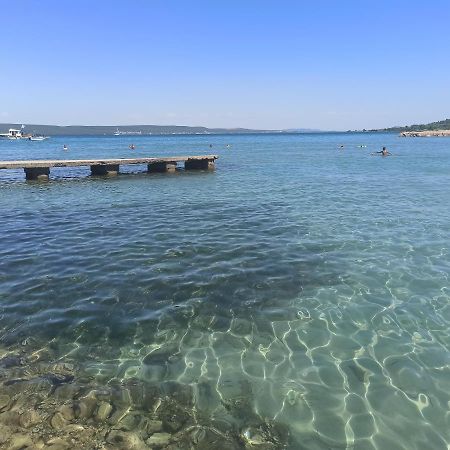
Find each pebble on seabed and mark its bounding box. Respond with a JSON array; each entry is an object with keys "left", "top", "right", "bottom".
[
  {"left": 51, "top": 412, "right": 69, "bottom": 429},
  {"left": 146, "top": 432, "right": 172, "bottom": 446},
  {"left": 58, "top": 404, "right": 75, "bottom": 421},
  {"left": 95, "top": 401, "right": 113, "bottom": 421},
  {"left": 106, "top": 430, "right": 147, "bottom": 449}
]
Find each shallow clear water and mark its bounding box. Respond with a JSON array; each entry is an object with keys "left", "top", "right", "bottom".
[{"left": 0, "top": 133, "right": 449, "bottom": 448}]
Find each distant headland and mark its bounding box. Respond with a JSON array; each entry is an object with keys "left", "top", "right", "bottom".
[
  {"left": 0, "top": 123, "right": 320, "bottom": 137},
  {"left": 370, "top": 118, "right": 450, "bottom": 133},
  {"left": 0, "top": 123, "right": 269, "bottom": 136}
]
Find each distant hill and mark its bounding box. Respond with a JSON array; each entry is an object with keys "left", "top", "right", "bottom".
[
  {"left": 0, "top": 123, "right": 278, "bottom": 136},
  {"left": 281, "top": 128, "right": 322, "bottom": 133},
  {"left": 377, "top": 118, "right": 450, "bottom": 132}
]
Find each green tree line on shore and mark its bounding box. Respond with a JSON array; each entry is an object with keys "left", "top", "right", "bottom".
[{"left": 377, "top": 118, "right": 450, "bottom": 132}]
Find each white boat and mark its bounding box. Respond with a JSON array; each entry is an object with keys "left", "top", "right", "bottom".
[
  {"left": 114, "top": 128, "right": 142, "bottom": 136},
  {"left": 29, "top": 136, "right": 49, "bottom": 141},
  {"left": 0, "top": 126, "right": 29, "bottom": 139}
]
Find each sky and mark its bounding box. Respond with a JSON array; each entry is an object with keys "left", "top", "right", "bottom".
[{"left": 1, "top": 0, "right": 450, "bottom": 130}]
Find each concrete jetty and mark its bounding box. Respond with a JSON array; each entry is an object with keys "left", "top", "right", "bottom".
[{"left": 0, "top": 155, "right": 218, "bottom": 180}]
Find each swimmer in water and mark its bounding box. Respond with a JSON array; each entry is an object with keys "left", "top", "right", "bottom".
[
  {"left": 376, "top": 146, "right": 391, "bottom": 156},
  {"left": 129, "top": 144, "right": 135, "bottom": 150},
  {"left": 63, "top": 144, "right": 68, "bottom": 151}
]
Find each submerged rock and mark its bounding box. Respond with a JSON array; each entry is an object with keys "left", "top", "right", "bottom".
[
  {"left": 146, "top": 432, "right": 172, "bottom": 447},
  {"left": 74, "top": 396, "right": 97, "bottom": 419},
  {"left": 116, "top": 412, "right": 140, "bottom": 431},
  {"left": 62, "top": 423, "right": 85, "bottom": 433},
  {"left": 186, "top": 426, "right": 236, "bottom": 450},
  {"left": 96, "top": 401, "right": 113, "bottom": 421},
  {"left": 0, "top": 355, "right": 23, "bottom": 368},
  {"left": 0, "top": 423, "right": 12, "bottom": 445},
  {"left": 106, "top": 430, "right": 147, "bottom": 449},
  {"left": 58, "top": 404, "right": 75, "bottom": 421},
  {"left": 242, "top": 421, "right": 290, "bottom": 449},
  {"left": 159, "top": 397, "right": 190, "bottom": 432},
  {"left": 46, "top": 437, "right": 70, "bottom": 450},
  {"left": 145, "top": 419, "right": 163, "bottom": 434},
  {"left": 19, "top": 409, "right": 41, "bottom": 428},
  {"left": 44, "top": 373, "right": 75, "bottom": 393},
  {"left": 243, "top": 427, "right": 276, "bottom": 449},
  {"left": 0, "top": 410, "right": 21, "bottom": 426},
  {"left": 7, "top": 433, "right": 34, "bottom": 450},
  {"left": 50, "top": 362, "right": 75, "bottom": 373},
  {"left": 108, "top": 406, "right": 130, "bottom": 426},
  {"left": 50, "top": 412, "right": 69, "bottom": 429},
  {"left": 53, "top": 383, "right": 80, "bottom": 401},
  {"left": 0, "top": 394, "right": 11, "bottom": 411}
]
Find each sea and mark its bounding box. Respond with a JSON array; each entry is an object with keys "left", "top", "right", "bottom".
[{"left": 0, "top": 133, "right": 449, "bottom": 449}]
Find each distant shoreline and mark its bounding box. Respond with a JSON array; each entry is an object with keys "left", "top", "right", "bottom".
[
  {"left": 0, "top": 126, "right": 396, "bottom": 138},
  {"left": 0, "top": 123, "right": 324, "bottom": 137},
  {"left": 400, "top": 130, "right": 450, "bottom": 137},
  {"left": 0, "top": 131, "right": 388, "bottom": 139}
]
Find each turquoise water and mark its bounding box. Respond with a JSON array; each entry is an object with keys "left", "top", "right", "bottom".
[{"left": 0, "top": 133, "right": 449, "bottom": 449}]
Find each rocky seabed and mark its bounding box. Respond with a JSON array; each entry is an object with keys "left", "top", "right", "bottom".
[{"left": 0, "top": 347, "right": 290, "bottom": 450}]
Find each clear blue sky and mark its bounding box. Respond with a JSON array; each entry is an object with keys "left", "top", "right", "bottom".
[{"left": 1, "top": 0, "right": 449, "bottom": 130}]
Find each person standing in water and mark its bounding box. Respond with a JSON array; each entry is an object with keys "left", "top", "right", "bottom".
[
  {"left": 376, "top": 146, "right": 391, "bottom": 156},
  {"left": 63, "top": 144, "right": 68, "bottom": 151}
]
